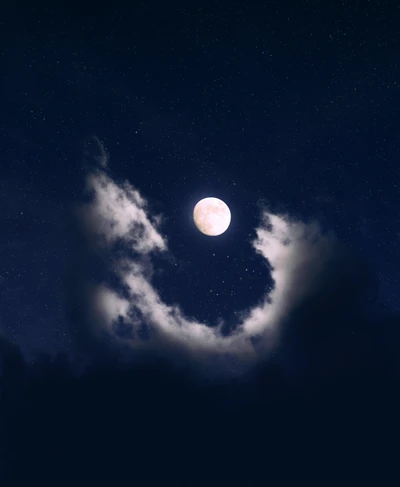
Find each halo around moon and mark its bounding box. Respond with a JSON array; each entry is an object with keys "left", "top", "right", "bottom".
[{"left": 193, "top": 197, "right": 231, "bottom": 236}]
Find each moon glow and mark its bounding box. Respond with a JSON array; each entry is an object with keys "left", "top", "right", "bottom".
[{"left": 193, "top": 197, "right": 231, "bottom": 236}]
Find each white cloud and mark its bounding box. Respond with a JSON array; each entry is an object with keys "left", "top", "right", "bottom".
[
  {"left": 82, "top": 170, "right": 167, "bottom": 254},
  {"left": 79, "top": 142, "right": 336, "bottom": 372},
  {"left": 239, "top": 214, "right": 335, "bottom": 339}
]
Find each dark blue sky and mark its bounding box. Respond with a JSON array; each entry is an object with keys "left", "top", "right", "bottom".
[{"left": 0, "top": 1, "right": 399, "bottom": 359}]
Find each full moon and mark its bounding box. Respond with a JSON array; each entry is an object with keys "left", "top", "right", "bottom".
[{"left": 193, "top": 197, "right": 231, "bottom": 236}]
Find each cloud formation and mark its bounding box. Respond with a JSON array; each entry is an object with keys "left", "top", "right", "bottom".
[{"left": 73, "top": 139, "right": 341, "bottom": 374}]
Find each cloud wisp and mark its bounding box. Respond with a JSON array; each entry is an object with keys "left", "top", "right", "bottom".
[{"left": 75, "top": 142, "right": 338, "bottom": 373}]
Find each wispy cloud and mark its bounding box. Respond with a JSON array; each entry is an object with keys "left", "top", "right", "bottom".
[
  {"left": 76, "top": 138, "right": 338, "bottom": 372},
  {"left": 84, "top": 135, "right": 109, "bottom": 169},
  {"left": 82, "top": 170, "right": 166, "bottom": 254}
]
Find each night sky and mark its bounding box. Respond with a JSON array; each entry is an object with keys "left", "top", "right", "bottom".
[{"left": 1, "top": 1, "right": 400, "bottom": 483}]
